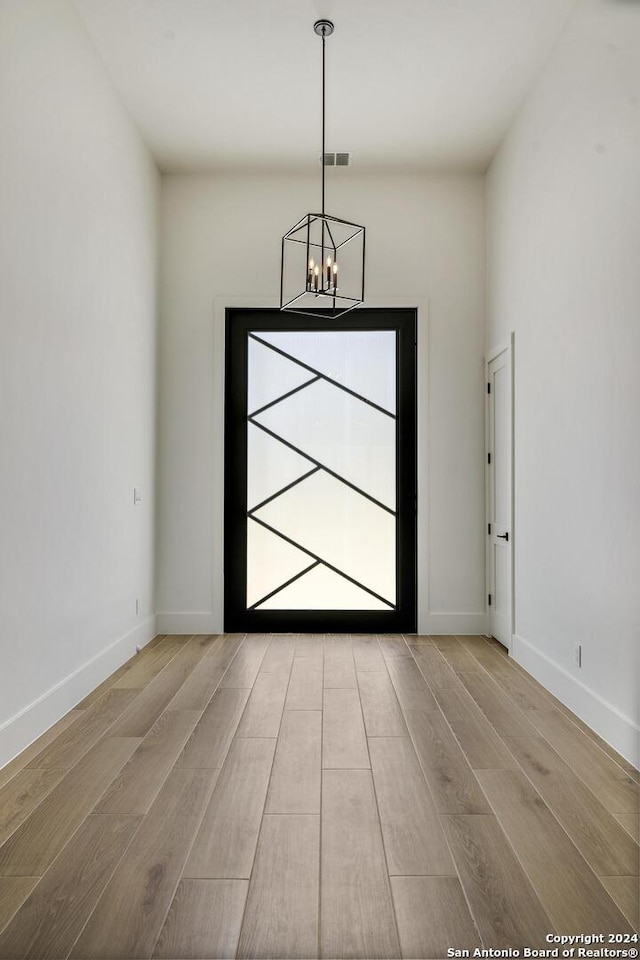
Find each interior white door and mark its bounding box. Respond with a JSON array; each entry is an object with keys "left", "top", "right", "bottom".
[{"left": 486, "top": 342, "right": 513, "bottom": 649}]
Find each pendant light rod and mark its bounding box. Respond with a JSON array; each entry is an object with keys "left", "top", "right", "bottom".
[
  {"left": 314, "top": 20, "right": 334, "bottom": 219},
  {"left": 322, "top": 28, "right": 325, "bottom": 218}
]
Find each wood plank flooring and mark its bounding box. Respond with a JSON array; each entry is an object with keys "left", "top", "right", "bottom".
[{"left": 0, "top": 633, "right": 637, "bottom": 958}]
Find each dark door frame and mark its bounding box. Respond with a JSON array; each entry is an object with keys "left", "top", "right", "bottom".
[{"left": 224, "top": 307, "right": 417, "bottom": 633}]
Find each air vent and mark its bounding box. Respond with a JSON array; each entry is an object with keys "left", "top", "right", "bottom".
[{"left": 323, "top": 152, "right": 351, "bottom": 167}]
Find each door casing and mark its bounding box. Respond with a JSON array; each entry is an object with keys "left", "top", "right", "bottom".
[{"left": 485, "top": 333, "right": 514, "bottom": 649}]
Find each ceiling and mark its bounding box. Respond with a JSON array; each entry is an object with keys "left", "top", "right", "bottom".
[{"left": 74, "top": 0, "right": 578, "bottom": 174}]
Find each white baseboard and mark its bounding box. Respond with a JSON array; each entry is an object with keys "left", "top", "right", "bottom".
[
  {"left": 0, "top": 615, "right": 157, "bottom": 770},
  {"left": 512, "top": 633, "right": 639, "bottom": 769},
  {"left": 419, "top": 612, "right": 488, "bottom": 635},
  {"left": 156, "top": 612, "right": 221, "bottom": 635}
]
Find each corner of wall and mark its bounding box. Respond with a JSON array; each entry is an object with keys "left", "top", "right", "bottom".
[
  {"left": 512, "top": 633, "right": 639, "bottom": 769},
  {"left": 0, "top": 616, "right": 157, "bottom": 770}
]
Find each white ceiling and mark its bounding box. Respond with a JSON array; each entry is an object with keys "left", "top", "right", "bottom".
[{"left": 74, "top": 0, "right": 578, "bottom": 174}]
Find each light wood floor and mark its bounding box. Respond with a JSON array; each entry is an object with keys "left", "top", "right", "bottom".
[{"left": 0, "top": 634, "right": 637, "bottom": 959}]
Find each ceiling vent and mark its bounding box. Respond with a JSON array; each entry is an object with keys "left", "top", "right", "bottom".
[{"left": 323, "top": 152, "right": 351, "bottom": 167}]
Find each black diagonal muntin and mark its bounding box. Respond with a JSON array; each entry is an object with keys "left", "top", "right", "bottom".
[
  {"left": 248, "top": 558, "right": 320, "bottom": 611},
  {"left": 248, "top": 465, "right": 321, "bottom": 515},
  {"left": 249, "top": 514, "right": 396, "bottom": 609},
  {"left": 248, "top": 418, "right": 396, "bottom": 516},
  {"left": 249, "top": 333, "right": 396, "bottom": 419},
  {"left": 248, "top": 374, "right": 321, "bottom": 419}
]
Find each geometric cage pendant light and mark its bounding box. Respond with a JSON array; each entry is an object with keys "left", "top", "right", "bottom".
[{"left": 280, "top": 20, "right": 366, "bottom": 318}]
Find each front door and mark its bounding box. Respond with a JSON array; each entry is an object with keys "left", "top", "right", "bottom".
[{"left": 224, "top": 308, "right": 417, "bottom": 633}]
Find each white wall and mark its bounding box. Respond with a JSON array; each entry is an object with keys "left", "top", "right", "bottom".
[
  {"left": 0, "top": 0, "right": 159, "bottom": 766},
  {"left": 487, "top": 0, "right": 640, "bottom": 764},
  {"left": 156, "top": 173, "right": 486, "bottom": 636}
]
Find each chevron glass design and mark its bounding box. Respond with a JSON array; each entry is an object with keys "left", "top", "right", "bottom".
[{"left": 246, "top": 330, "right": 397, "bottom": 610}]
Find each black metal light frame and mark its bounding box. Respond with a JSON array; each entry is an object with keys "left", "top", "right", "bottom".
[{"left": 280, "top": 20, "right": 366, "bottom": 319}]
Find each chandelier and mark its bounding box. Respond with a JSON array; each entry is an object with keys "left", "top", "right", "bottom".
[{"left": 280, "top": 20, "right": 366, "bottom": 318}]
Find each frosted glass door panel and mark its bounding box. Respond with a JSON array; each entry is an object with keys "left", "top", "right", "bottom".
[
  {"left": 247, "top": 423, "right": 315, "bottom": 511},
  {"left": 253, "top": 379, "right": 395, "bottom": 509},
  {"left": 256, "top": 330, "right": 396, "bottom": 412},
  {"left": 246, "top": 330, "right": 397, "bottom": 611},
  {"left": 246, "top": 519, "right": 313, "bottom": 608},
  {"left": 253, "top": 471, "right": 395, "bottom": 605},
  {"left": 248, "top": 338, "right": 316, "bottom": 413},
  {"left": 258, "top": 564, "right": 391, "bottom": 610}
]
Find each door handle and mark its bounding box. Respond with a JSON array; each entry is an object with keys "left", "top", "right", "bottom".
[{"left": 497, "top": 532, "right": 509, "bottom": 541}]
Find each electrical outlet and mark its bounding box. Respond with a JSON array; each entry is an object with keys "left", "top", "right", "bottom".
[
  {"left": 135, "top": 598, "right": 140, "bottom": 617},
  {"left": 573, "top": 643, "right": 582, "bottom": 668},
  {"left": 133, "top": 488, "right": 142, "bottom": 505}
]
